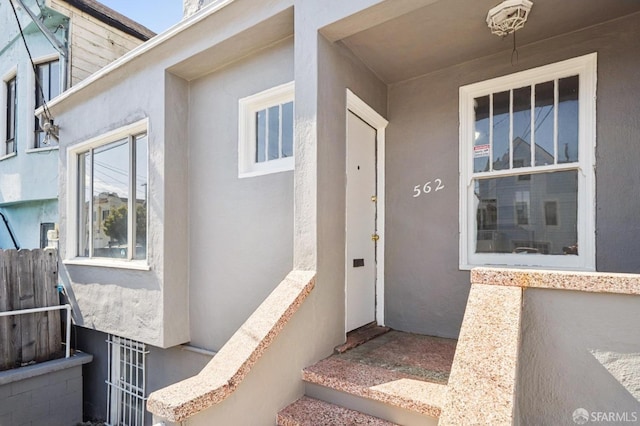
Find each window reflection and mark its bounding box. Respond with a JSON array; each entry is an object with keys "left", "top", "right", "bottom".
[
  {"left": 475, "top": 170, "right": 577, "bottom": 255},
  {"left": 77, "top": 132, "right": 148, "bottom": 260}
]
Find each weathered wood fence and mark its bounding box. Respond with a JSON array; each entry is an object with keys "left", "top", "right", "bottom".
[{"left": 0, "top": 249, "right": 62, "bottom": 371}]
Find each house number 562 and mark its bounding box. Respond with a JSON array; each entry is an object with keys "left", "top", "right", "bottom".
[{"left": 413, "top": 178, "right": 445, "bottom": 197}]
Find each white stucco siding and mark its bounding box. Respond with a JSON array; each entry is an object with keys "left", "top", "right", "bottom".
[{"left": 54, "top": 60, "right": 179, "bottom": 346}]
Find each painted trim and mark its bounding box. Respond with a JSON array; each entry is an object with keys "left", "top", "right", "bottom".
[
  {"left": 63, "top": 258, "right": 151, "bottom": 271},
  {"left": 26, "top": 146, "right": 59, "bottom": 154},
  {"left": 459, "top": 53, "right": 597, "bottom": 271},
  {"left": 1, "top": 66, "right": 18, "bottom": 157},
  {"left": 0, "top": 152, "right": 17, "bottom": 162},
  {"left": 238, "top": 81, "right": 295, "bottom": 178},
  {"left": 346, "top": 89, "right": 389, "bottom": 328},
  {"left": 30, "top": 54, "right": 61, "bottom": 150},
  {"left": 66, "top": 118, "right": 149, "bottom": 266}
]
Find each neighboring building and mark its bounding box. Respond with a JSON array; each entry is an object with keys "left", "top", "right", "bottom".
[
  {"left": 43, "top": 0, "right": 640, "bottom": 424},
  {"left": 0, "top": 0, "right": 153, "bottom": 250}
]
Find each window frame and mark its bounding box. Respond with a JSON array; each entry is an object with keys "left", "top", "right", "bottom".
[
  {"left": 2, "top": 67, "right": 18, "bottom": 158},
  {"left": 459, "top": 53, "right": 596, "bottom": 271},
  {"left": 32, "top": 55, "right": 61, "bottom": 150},
  {"left": 238, "top": 81, "right": 294, "bottom": 178},
  {"left": 66, "top": 119, "right": 150, "bottom": 270}
]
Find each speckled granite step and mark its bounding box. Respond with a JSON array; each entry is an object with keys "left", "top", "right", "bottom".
[
  {"left": 303, "top": 332, "right": 456, "bottom": 418},
  {"left": 277, "top": 396, "right": 399, "bottom": 426}
]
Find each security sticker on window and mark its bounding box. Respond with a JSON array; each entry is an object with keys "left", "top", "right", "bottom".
[{"left": 473, "top": 144, "right": 490, "bottom": 158}]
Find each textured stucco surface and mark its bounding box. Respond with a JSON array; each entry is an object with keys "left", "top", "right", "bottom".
[
  {"left": 148, "top": 271, "right": 316, "bottom": 423},
  {"left": 187, "top": 38, "right": 294, "bottom": 350},
  {"left": 517, "top": 289, "right": 640, "bottom": 425},
  {"left": 384, "top": 12, "right": 640, "bottom": 338}
]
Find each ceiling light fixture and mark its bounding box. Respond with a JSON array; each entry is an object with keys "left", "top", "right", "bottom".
[{"left": 486, "top": 0, "right": 533, "bottom": 37}]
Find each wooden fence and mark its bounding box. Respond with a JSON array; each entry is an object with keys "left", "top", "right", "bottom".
[{"left": 0, "top": 249, "right": 62, "bottom": 371}]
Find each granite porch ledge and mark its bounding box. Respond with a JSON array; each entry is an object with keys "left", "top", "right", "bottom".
[
  {"left": 146, "top": 270, "right": 316, "bottom": 422},
  {"left": 439, "top": 284, "right": 522, "bottom": 426},
  {"left": 472, "top": 267, "right": 640, "bottom": 295}
]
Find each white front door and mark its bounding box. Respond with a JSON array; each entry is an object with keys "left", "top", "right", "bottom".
[{"left": 346, "top": 110, "right": 377, "bottom": 332}]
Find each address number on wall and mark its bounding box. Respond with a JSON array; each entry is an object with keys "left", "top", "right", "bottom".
[{"left": 413, "top": 178, "right": 445, "bottom": 197}]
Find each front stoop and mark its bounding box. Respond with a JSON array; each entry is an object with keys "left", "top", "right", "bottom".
[
  {"left": 277, "top": 396, "right": 399, "bottom": 426},
  {"left": 279, "top": 331, "right": 454, "bottom": 425}
]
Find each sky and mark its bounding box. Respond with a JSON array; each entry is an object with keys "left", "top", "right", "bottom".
[{"left": 98, "top": 0, "right": 184, "bottom": 34}]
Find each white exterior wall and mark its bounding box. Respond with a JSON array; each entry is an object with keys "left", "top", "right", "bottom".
[{"left": 54, "top": 60, "right": 187, "bottom": 347}]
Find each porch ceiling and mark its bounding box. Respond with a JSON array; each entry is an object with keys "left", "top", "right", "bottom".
[{"left": 340, "top": 0, "right": 640, "bottom": 84}]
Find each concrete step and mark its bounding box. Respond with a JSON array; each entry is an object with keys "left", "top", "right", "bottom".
[
  {"left": 277, "top": 396, "right": 399, "bottom": 426},
  {"left": 301, "top": 331, "right": 455, "bottom": 425}
]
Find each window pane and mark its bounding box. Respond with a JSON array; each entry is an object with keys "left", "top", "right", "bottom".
[
  {"left": 267, "top": 105, "right": 280, "bottom": 161},
  {"left": 93, "top": 139, "right": 129, "bottom": 259},
  {"left": 558, "top": 75, "right": 579, "bottom": 163},
  {"left": 256, "top": 109, "right": 266, "bottom": 163},
  {"left": 475, "top": 170, "right": 577, "bottom": 255},
  {"left": 49, "top": 60, "right": 60, "bottom": 100},
  {"left": 78, "top": 152, "right": 91, "bottom": 257},
  {"left": 281, "top": 101, "right": 293, "bottom": 158},
  {"left": 473, "top": 95, "right": 490, "bottom": 173},
  {"left": 492, "top": 91, "right": 510, "bottom": 170},
  {"left": 544, "top": 201, "right": 558, "bottom": 226},
  {"left": 6, "top": 77, "right": 16, "bottom": 152},
  {"left": 512, "top": 86, "right": 531, "bottom": 168},
  {"left": 534, "top": 81, "right": 555, "bottom": 166},
  {"left": 134, "top": 134, "right": 147, "bottom": 260}
]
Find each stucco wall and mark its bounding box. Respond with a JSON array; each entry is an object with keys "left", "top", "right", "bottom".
[
  {"left": 316, "top": 36, "right": 387, "bottom": 337},
  {"left": 0, "top": 11, "right": 61, "bottom": 204},
  {"left": 383, "top": 12, "right": 640, "bottom": 338},
  {"left": 55, "top": 53, "right": 188, "bottom": 347},
  {"left": 187, "top": 38, "right": 294, "bottom": 350},
  {"left": 0, "top": 200, "right": 57, "bottom": 249},
  {"left": 517, "top": 289, "right": 640, "bottom": 425}
]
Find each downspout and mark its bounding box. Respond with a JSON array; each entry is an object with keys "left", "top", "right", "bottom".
[
  {"left": 13, "top": 0, "right": 69, "bottom": 89},
  {"left": 0, "top": 212, "right": 20, "bottom": 250}
]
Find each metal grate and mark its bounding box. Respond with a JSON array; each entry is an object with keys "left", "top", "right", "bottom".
[{"left": 106, "top": 335, "right": 148, "bottom": 426}]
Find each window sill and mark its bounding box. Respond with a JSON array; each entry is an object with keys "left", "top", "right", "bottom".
[
  {"left": 26, "top": 146, "right": 59, "bottom": 154},
  {"left": 239, "top": 159, "right": 294, "bottom": 178},
  {"left": 459, "top": 262, "right": 595, "bottom": 272},
  {"left": 63, "top": 258, "right": 151, "bottom": 271},
  {"left": 0, "top": 152, "right": 17, "bottom": 161}
]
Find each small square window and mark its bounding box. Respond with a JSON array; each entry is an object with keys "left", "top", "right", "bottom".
[{"left": 239, "top": 82, "right": 294, "bottom": 177}]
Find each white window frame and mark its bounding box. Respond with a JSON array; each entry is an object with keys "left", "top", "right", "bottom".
[
  {"left": 106, "top": 335, "right": 148, "bottom": 426},
  {"left": 29, "top": 53, "right": 61, "bottom": 152},
  {"left": 238, "top": 81, "right": 294, "bottom": 178},
  {"left": 65, "top": 119, "right": 150, "bottom": 270},
  {"left": 459, "top": 53, "right": 596, "bottom": 271},
  {"left": 1, "top": 66, "right": 18, "bottom": 159}
]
